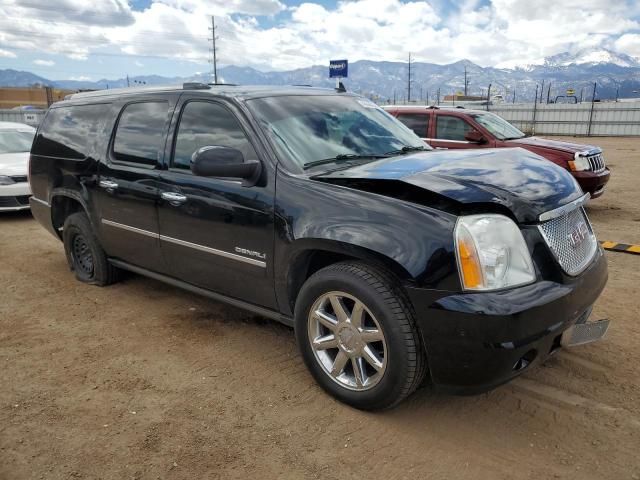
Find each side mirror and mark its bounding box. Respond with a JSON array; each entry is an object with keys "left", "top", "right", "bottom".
[
  {"left": 465, "top": 130, "right": 487, "bottom": 144},
  {"left": 190, "top": 146, "right": 262, "bottom": 187}
]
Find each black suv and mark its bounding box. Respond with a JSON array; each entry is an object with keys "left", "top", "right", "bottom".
[{"left": 29, "top": 84, "right": 608, "bottom": 409}]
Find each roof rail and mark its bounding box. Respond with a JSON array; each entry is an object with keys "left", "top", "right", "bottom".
[
  {"left": 427, "top": 105, "right": 439, "bottom": 109},
  {"left": 207, "top": 83, "right": 238, "bottom": 86},
  {"left": 183, "top": 82, "right": 211, "bottom": 90}
]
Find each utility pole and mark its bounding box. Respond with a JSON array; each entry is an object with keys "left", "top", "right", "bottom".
[
  {"left": 464, "top": 66, "right": 468, "bottom": 96},
  {"left": 126, "top": 74, "right": 130, "bottom": 87},
  {"left": 209, "top": 15, "right": 218, "bottom": 84},
  {"left": 546, "top": 82, "right": 551, "bottom": 104},
  {"left": 540, "top": 79, "right": 545, "bottom": 104},
  {"left": 407, "top": 53, "right": 413, "bottom": 103}
]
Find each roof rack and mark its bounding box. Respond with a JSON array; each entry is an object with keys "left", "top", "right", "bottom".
[
  {"left": 207, "top": 83, "right": 238, "bottom": 86},
  {"left": 183, "top": 82, "right": 210, "bottom": 90}
]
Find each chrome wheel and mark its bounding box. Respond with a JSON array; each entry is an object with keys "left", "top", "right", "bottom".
[{"left": 307, "top": 291, "right": 387, "bottom": 391}]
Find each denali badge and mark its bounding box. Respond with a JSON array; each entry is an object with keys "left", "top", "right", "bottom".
[
  {"left": 568, "top": 221, "right": 589, "bottom": 248},
  {"left": 235, "top": 247, "right": 266, "bottom": 260}
]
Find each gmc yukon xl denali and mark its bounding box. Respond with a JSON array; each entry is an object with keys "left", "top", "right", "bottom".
[{"left": 29, "top": 85, "right": 609, "bottom": 409}]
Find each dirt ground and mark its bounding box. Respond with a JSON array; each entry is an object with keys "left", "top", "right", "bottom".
[{"left": 1, "top": 136, "right": 639, "bottom": 480}]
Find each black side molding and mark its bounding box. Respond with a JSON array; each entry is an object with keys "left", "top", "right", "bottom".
[{"left": 108, "top": 259, "right": 294, "bottom": 328}]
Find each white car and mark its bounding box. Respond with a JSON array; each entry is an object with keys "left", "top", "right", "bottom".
[{"left": 0, "top": 122, "right": 36, "bottom": 211}]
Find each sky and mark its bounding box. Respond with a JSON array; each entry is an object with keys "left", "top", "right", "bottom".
[{"left": 0, "top": 0, "right": 638, "bottom": 81}]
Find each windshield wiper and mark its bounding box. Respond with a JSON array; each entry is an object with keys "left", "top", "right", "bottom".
[
  {"left": 303, "top": 153, "right": 387, "bottom": 170},
  {"left": 384, "top": 145, "right": 429, "bottom": 155}
]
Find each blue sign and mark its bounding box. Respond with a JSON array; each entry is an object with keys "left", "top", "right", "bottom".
[{"left": 329, "top": 59, "right": 348, "bottom": 78}]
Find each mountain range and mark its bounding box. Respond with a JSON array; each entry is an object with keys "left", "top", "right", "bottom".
[{"left": 1, "top": 48, "right": 639, "bottom": 102}]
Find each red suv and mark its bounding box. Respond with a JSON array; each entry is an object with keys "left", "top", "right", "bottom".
[{"left": 384, "top": 106, "right": 610, "bottom": 198}]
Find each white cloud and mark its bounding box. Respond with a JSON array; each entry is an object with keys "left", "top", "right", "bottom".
[
  {"left": 0, "top": 0, "right": 637, "bottom": 71},
  {"left": 615, "top": 34, "right": 640, "bottom": 57},
  {"left": 0, "top": 49, "right": 17, "bottom": 58},
  {"left": 33, "top": 59, "right": 55, "bottom": 66},
  {"left": 69, "top": 75, "right": 92, "bottom": 81}
]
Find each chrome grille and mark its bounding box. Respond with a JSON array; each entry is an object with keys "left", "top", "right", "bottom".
[
  {"left": 585, "top": 152, "right": 605, "bottom": 173},
  {"left": 538, "top": 206, "right": 598, "bottom": 276}
]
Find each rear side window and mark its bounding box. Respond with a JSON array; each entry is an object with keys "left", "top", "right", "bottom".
[
  {"left": 113, "top": 101, "right": 169, "bottom": 166},
  {"left": 396, "top": 113, "right": 429, "bottom": 138},
  {"left": 172, "top": 101, "right": 257, "bottom": 170},
  {"left": 32, "top": 104, "right": 107, "bottom": 159},
  {"left": 435, "top": 115, "right": 473, "bottom": 141}
]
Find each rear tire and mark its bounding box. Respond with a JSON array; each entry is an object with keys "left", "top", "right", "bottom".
[
  {"left": 62, "top": 212, "right": 119, "bottom": 286},
  {"left": 295, "top": 261, "right": 427, "bottom": 410}
]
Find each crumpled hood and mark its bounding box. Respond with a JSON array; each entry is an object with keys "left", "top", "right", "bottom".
[
  {"left": 315, "top": 148, "right": 583, "bottom": 223},
  {"left": 507, "top": 136, "right": 599, "bottom": 154},
  {"left": 0, "top": 152, "right": 29, "bottom": 176}
]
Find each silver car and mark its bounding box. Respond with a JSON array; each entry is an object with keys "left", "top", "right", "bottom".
[{"left": 0, "top": 122, "right": 36, "bottom": 211}]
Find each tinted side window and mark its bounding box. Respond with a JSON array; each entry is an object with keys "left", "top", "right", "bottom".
[
  {"left": 172, "top": 101, "right": 257, "bottom": 170},
  {"left": 113, "top": 101, "right": 169, "bottom": 166},
  {"left": 32, "top": 104, "right": 107, "bottom": 159},
  {"left": 396, "top": 113, "right": 429, "bottom": 137},
  {"left": 435, "top": 115, "right": 473, "bottom": 141}
]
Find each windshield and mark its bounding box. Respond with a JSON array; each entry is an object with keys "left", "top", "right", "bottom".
[
  {"left": 0, "top": 130, "right": 35, "bottom": 154},
  {"left": 470, "top": 112, "right": 525, "bottom": 140},
  {"left": 247, "top": 95, "right": 430, "bottom": 169}
]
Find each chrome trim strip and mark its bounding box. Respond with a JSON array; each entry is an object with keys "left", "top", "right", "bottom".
[
  {"left": 101, "top": 219, "right": 266, "bottom": 268},
  {"left": 101, "top": 219, "right": 159, "bottom": 239},
  {"left": 30, "top": 196, "right": 50, "bottom": 208},
  {"left": 538, "top": 193, "right": 591, "bottom": 222},
  {"left": 159, "top": 234, "right": 266, "bottom": 268}
]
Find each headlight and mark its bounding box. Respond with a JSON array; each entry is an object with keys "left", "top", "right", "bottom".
[
  {"left": 455, "top": 214, "right": 535, "bottom": 291},
  {"left": 0, "top": 175, "right": 15, "bottom": 185},
  {"left": 569, "top": 152, "right": 590, "bottom": 171}
]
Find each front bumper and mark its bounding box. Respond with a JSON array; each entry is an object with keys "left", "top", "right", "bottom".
[
  {"left": 406, "top": 248, "right": 608, "bottom": 393},
  {"left": 0, "top": 182, "right": 31, "bottom": 211},
  {"left": 573, "top": 168, "right": 610, "bottom": 199}
]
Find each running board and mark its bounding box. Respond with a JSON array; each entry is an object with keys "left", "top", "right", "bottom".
[
  {"left": 108, "top": 258, "right": 294, "bottom": 328},
  {"left": 561, "top": 319, "right": 610, "bottom": 347}
]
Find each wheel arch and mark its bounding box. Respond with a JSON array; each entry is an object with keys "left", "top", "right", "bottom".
[
  {"left": 283, "top": 239, "right": 413, "bottom": 315},
  {"left": 50, "top": 189, "right": 91, "bottom": 239}
]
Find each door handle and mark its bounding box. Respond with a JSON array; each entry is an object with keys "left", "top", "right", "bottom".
[
  {"left": 99, "top": 180, "right": 119, "bottom": 191},
  {"left": 161, "top": 191, "right": 187, "bottom": 206}
]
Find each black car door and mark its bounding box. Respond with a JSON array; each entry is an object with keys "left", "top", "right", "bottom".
[
  {"left": 96, "top": 95, "right": 178, "bottom": 272},
  {"left": 157, "top": 96, "right": 277, "bottom": 309}
]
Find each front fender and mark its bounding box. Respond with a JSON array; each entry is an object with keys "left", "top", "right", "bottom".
[{"left": 273, "top": 172, "right": 460, "bottom": 315}]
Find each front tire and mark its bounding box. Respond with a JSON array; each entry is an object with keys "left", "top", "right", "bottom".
[
  {"left": 295, "top": 262, "right": 427, "bottom": 410},
  {"left": 62, "top": 212, "right": 119, "bottom": 286}
]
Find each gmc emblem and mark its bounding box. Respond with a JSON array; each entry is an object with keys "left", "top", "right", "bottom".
[{"left": 568, "top": 221, "right": 589, "bottom": 248}]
